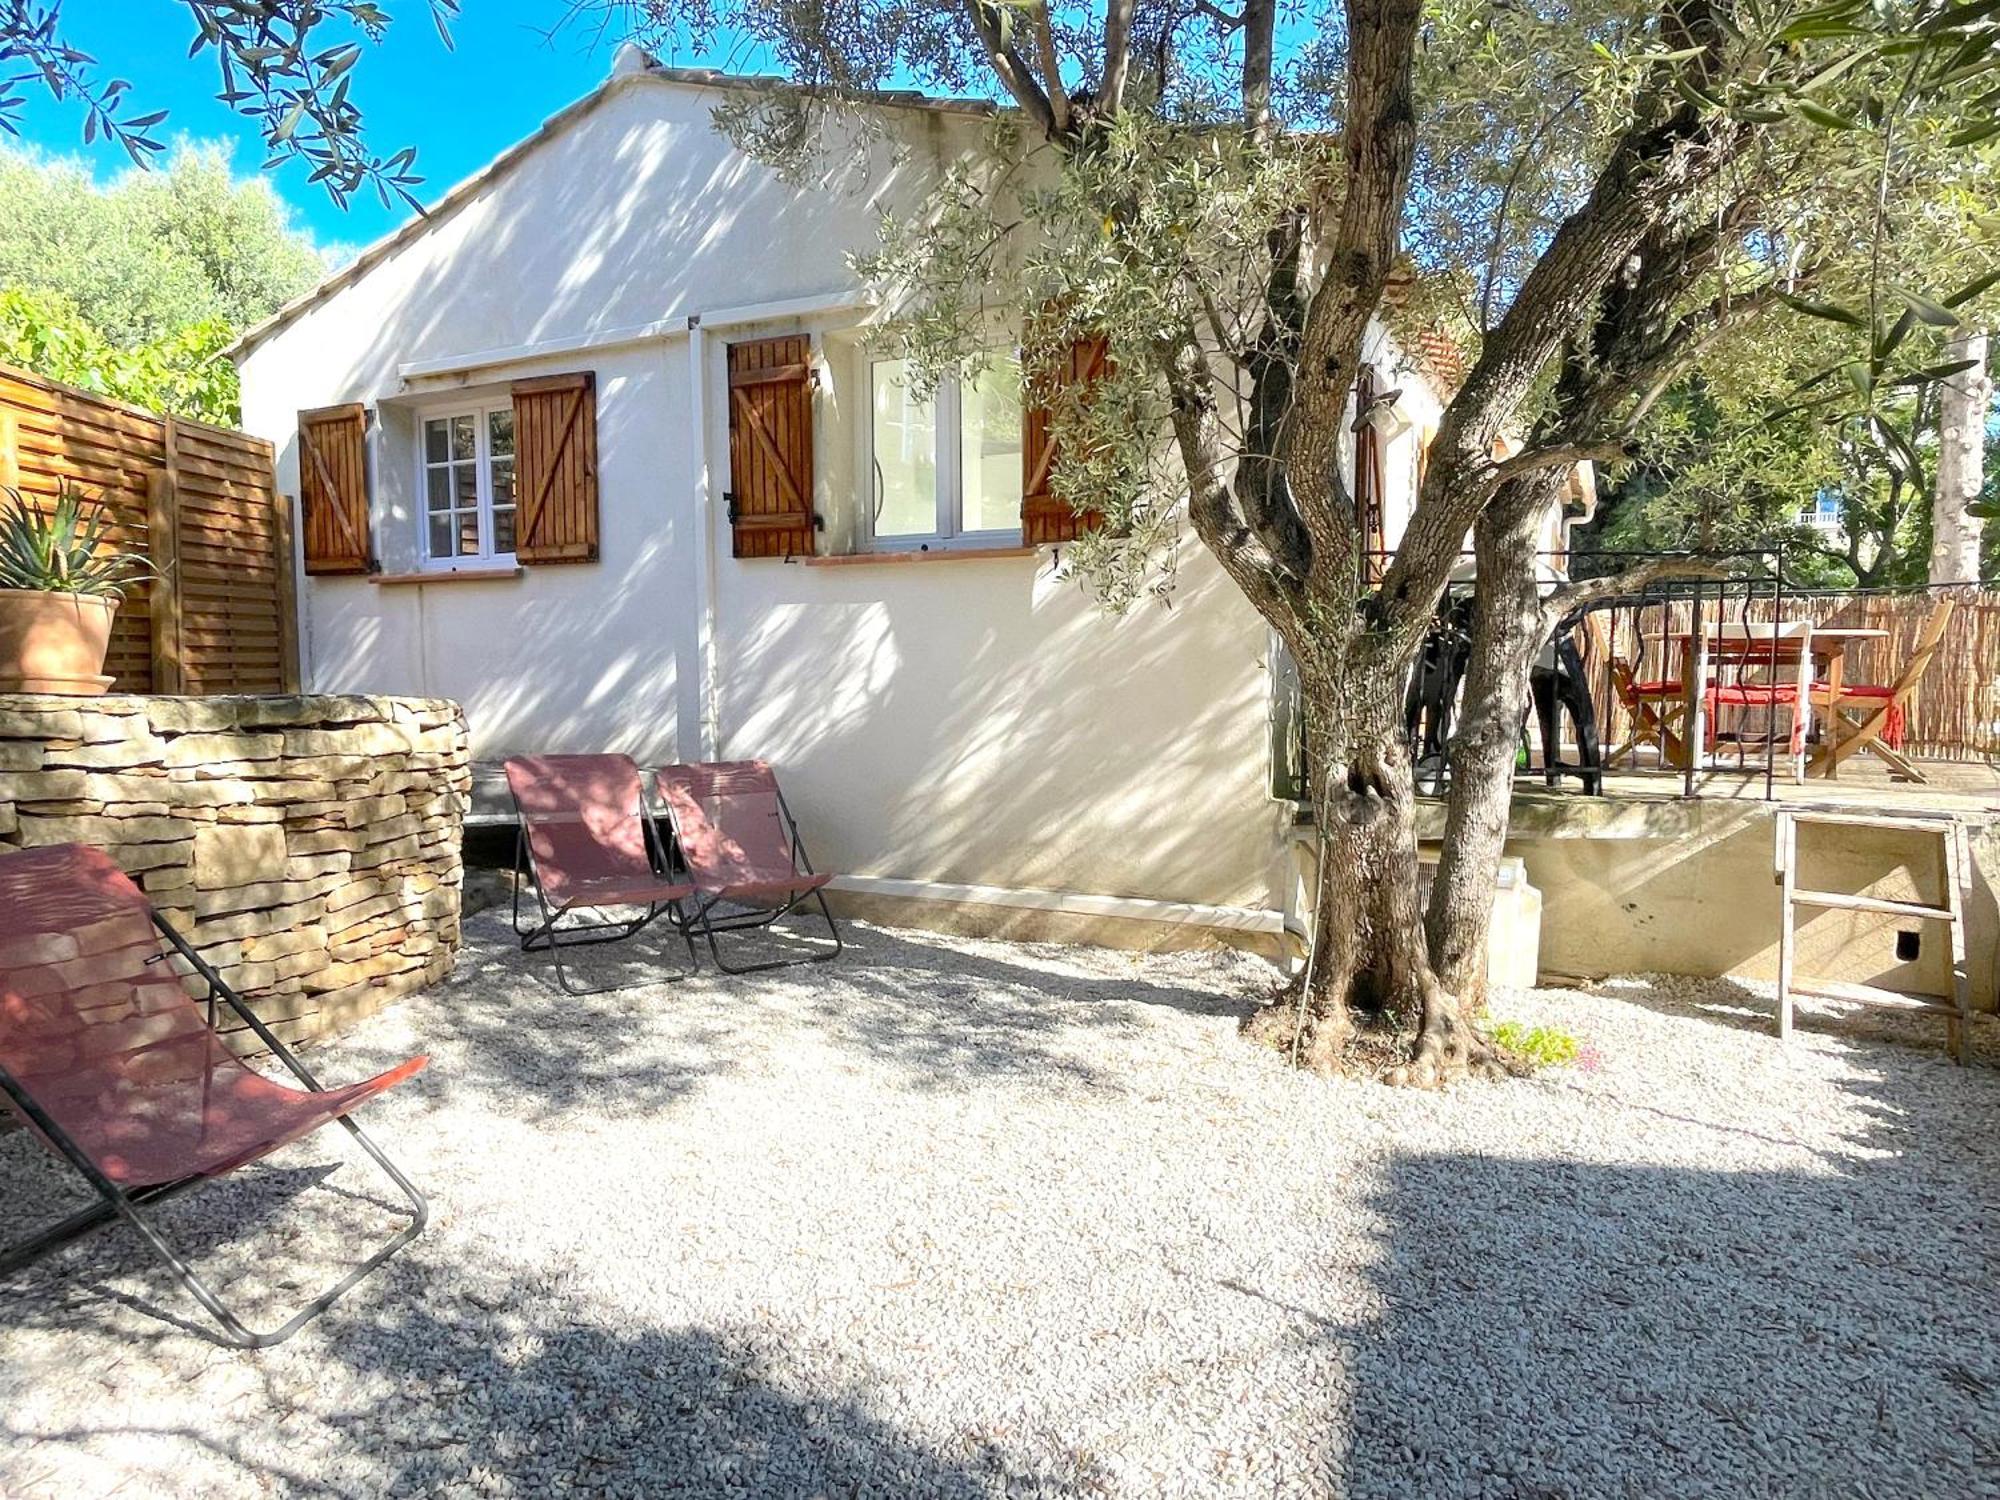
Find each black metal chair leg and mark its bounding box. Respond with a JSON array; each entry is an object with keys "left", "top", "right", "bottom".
[
  {"left": 692, "top": 890, "right": 843, "bottom": 975},
  {"left": 1, "top": 1114, "right": 428, "bottom": 1351}
]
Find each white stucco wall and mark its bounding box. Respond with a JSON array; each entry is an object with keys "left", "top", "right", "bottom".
[{"left": 236, "top": 70, "right": 1294, "bottom": 913}]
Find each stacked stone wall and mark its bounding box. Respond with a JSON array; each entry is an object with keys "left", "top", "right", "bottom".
[{"left": 0, "top": 693, "right": 468, "bottom": 1045}]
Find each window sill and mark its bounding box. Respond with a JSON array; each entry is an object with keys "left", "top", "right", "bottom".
[
  {"left": 369, "top": 566, "right": 524, "bottom": 586},
  {"left": 800, "top": 546, "right": 1037, "bottom": 569}
]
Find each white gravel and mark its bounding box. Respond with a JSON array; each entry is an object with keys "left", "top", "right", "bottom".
[{"left": 2, "top": 909, "right": 1997, "bottom": 1499}]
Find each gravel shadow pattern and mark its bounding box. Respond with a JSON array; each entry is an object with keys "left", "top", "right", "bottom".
[{"left": 2, "top": 911, "right": 1997, "bottom": 1498}]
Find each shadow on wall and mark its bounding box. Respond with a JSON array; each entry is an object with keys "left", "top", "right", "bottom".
[
  {"left": 260, "top": 82, "right": 1285, "bottom": 909},
  {"left": 722, "top": 543, "right": 1281, "bottom": 904},
  {"left": 279, "top": 84, "right": 945, "bottom": 763}
]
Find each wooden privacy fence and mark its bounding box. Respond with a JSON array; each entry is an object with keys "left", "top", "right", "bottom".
[
  {"left": 1580, "top": 584, "right": 2000, "bottom": 761},
  {"left": 0, "top": 363, "right": 298, "bottom": 695}
]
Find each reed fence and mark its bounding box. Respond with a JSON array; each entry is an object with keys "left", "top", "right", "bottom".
[{"left": 1581, "top": 584, "right": 1999, "bottom": 761}]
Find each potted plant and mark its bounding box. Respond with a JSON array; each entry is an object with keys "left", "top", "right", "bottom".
[{"left": 0, "top": 479, "right": 154, "bottom": 695}]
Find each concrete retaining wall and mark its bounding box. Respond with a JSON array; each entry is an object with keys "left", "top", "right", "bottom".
[
  {"left": 0, "top": 692, "right": 469, "bottom": 1046},
  {"left": 1420, "top": 794, "right": 2000, "bottom": 1007}
]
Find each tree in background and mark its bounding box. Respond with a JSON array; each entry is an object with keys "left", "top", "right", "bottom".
[
  {"left": 6, "top": 0, "right": 1997, "bottom": 1082},
  {"left": 0, "top": 144, "right": 324, "bottom": 423},
  {"left": 1932, "top": 331, "right": 1991, "bottom": 582}
]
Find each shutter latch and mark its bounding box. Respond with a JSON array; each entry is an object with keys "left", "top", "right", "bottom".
[{"left": 724, "top": 492, "right": 740, "bottom": 523}]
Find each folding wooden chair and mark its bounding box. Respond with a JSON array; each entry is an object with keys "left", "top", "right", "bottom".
[
  {"left": 655, "top": 761, "right": 842, "bottom": 974},
  {"left": 1809, "top": 597, "right": 1956, "bottom": 782},
  {"left": 0, "top": 843, "right": 429, "bottom": 1349},
  {"left": 505, "top": 754, "right": 698, "bottom": 994}
]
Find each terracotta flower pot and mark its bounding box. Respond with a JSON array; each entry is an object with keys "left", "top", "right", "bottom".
[{"left": 0, "top": 590, "right": 118, "bottom": 695}]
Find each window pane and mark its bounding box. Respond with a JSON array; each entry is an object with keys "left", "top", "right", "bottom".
[
  {"left": 490, "top": 456, "right": 514, "bottom": 510},
  {"left": 456, "top": 512, "right": 481, "bottom": 557},
  {"left": 871, "top": 360, "right": 937, "bottom": 539},
  {"left": 424, "top": 419, "right": 449, "bottom": 463},
  {"left": 961, "top": 358, "right": 1024, "bottom": 534},
  {"left": 451, "top": 414, "right": 476, "bottom": 461},
  {"left": 455, "top": 463, "right": 478, "bottom": 508},
  {"left": 428, "top": 515, "right": 454, "bottom": 558},
  {"left": 488, "top": 408, "right": 514, "bottom": 459},
  {"left": 426, "top": 468, "right": 452, "bottom": 512},
  {"left": 493, "top": 505, "right": 515, "bottom": 556}
]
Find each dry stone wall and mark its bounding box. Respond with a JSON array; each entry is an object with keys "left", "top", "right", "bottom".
[{"left": 0, "top": 693, "right": 469, "bottom": 1047}]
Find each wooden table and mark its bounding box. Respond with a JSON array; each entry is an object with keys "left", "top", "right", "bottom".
[{"left": 1666, "top": 623, "right": 1889, "bottom": 780}]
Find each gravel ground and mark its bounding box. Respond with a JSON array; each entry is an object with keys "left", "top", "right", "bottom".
[{"left": 2, "top": 909, "right": 1998, "bottom": 1499}]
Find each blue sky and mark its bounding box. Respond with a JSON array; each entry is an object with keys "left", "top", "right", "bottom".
[{"left": 5, "top": 2, "right": 671, "bottom": 255}]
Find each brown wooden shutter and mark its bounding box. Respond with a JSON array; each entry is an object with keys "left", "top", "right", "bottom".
[
  {"left": 725, "top": 336, "right": 816, "bottom": 558},
  {"left": 1021, "top": 335, "right": 1109, "bottom": 545},
  {"left": 1353, "top": 365, "right": 1387, "bottom": 582},
  {"left": 512, "top": 372, "right": 599, "bottom": 564},
  {"left": 297, "top": 403, "right": 373, "bottom": 575}
]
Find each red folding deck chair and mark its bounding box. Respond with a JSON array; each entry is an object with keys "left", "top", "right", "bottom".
[
  {"left": 0, "top": 843, "right": 429, "bottom": 1349},
  {"left": 655, "top": 761, "right": 843, "bottom": 974},
  {"left": 505, "top": 753, "right": 698, "bottom": 993}
]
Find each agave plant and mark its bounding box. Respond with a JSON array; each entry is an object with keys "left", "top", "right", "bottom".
[{"left": 0, "top": 480, "right": 155, "bottom": 599}]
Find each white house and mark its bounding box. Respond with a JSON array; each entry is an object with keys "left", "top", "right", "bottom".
[{"left": 232, "top": 48, "right": 1493, "bottom": 954}]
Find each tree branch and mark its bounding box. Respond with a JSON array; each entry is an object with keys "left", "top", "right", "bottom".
[
  {"left": 1101, "top": 0, "right": 1135, "bottom": 115},
  {"left": 1241, "top": 0, "right": 1276, "bottom": 140},
  {"left": 1488, "top": 441, "right": 1628, "bottom": 484},
  {"left": 965, "top": 0, "right": 1058, "bottom": 136},
  {"left": 1032, "top": 4, "right": 1072, "bottom": 134},
  {"left": 1545, "top": 557, "right": 1725, "bottom": 620}
]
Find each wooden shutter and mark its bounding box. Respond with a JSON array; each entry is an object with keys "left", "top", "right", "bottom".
[
  {"left": 512, "top": 372, "right": 599, "bottom": 564},
  {"left": 1021, "top": 335, "right": 1109, "bottom": 545},
  {"left": 297, "top": 403, "right": 372, "bottom": 575},
  {"left": 725, "top": 336, "right": 816, "bottom": 558},
  {"left": 1353, "top": 365, "right": 1387, "bottom": 582}
]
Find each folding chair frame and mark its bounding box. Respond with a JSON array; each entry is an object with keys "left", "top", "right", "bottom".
[
  {"left": 509, "top": 809, "right": 698, "bottom": 996},
  {"left": 0, "top": 914, "right": 428, "bottom": 1350},
  {"left": 664, "top": 780, "right": 843, "bottom": 976}
]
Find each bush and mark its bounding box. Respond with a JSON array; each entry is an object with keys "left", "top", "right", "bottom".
[{"left": 1488, "top": 1020, "right": 1583, "bottom": 1070}]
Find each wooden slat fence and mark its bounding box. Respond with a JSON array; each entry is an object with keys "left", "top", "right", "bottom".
[
  {"left": 0, "top": 363, "right": 297, "bottom": 695},
  {"left": 1578, "top": 585, "right": 2000, "bottom": 762}
]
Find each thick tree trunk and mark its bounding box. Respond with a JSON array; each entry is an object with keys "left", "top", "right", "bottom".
[
  {"left": 1931, "top": 330, "right": 1991, "bottom": 585},
  {"left": 1423, "top": 474, "right": 1565, "bottom": 1007},
  {"left": 1244, "top": 644, "right": 1498, "bottom": 1085}
]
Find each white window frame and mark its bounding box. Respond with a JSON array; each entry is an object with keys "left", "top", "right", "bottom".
[
  {"left": 864, "top": 358, "right": 1022, "bottom": 551},
  {"left": 415, "top": 398, "right": 518, "bottom": 571}
]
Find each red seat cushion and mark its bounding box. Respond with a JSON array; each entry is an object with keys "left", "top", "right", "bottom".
[{"left": 1707, "top": 683, "right": 1803, "bottom": 706}]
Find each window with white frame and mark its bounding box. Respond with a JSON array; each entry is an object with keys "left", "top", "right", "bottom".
[
  {"left": 419, "top": 404, "right": 516, "bottom": 566},
  {"left": 868, "top": 357, "right": 1022, "bottom": 547}
]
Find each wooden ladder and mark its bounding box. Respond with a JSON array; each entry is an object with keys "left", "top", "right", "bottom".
[{"left": 1774, "top": 807, "right": 1971, "bottom": 1062}]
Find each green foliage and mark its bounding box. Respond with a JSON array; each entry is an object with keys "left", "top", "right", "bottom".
[
  {"left": 1488, "top": 1021, "right": 1583, "bottom": 1069},
  {"left": 0, "top": 479, "right": 153, "bottom": 598},
  {"left": 0, "top": 2, "right": 448, "bottom": 208},
  {"left": 0, "top": 143, "right": 324, "bottom": 343},
  {"left": 0, "top": 145, "right": 325, "bottom": 425},
  {"left": 0, "top": 288, "right": 240, "bottom": 426}
]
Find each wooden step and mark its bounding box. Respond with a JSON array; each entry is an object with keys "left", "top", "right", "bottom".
[
  {"left": 1787, "top": 979, "right": 1962, "bottom": 1015},
  {"left": 1789, "top": 888, "right": 1957, "bottom": 922}
]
